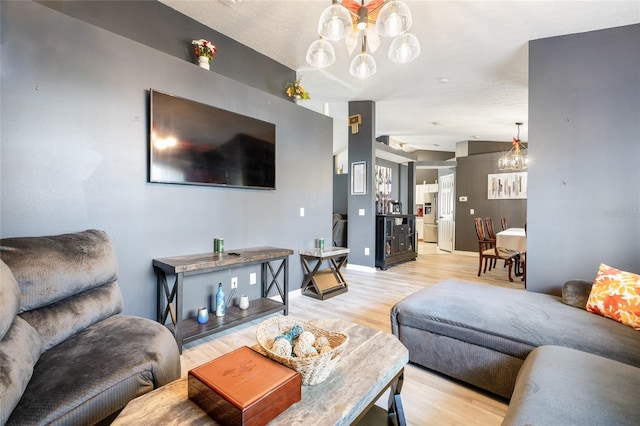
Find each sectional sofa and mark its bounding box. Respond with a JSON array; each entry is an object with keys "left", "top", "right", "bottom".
[
  {"left": 391, "top": 278, "right": 640, "bottom": 425},
  {"left": 0, "top": 229, "right": 180, "bottom": 425}
]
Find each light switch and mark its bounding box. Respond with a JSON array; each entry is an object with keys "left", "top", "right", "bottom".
[
  {"left": 364, "top": 247, "right": 370, "bottom": 256},
  {"left": 359, "top": 209, "right": 365, "bottom": 216},
  {"left": 470, "top": 209, "right": 475, "bottom": 215},
  {"left": 300, "top": 207, "right": 304, "bottom": 217}
]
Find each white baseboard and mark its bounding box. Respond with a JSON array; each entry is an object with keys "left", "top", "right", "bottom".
[{"left": 345, "top": 263, "right": 377, "bottom": 273}]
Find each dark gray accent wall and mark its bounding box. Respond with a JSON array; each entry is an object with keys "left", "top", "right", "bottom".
[
  {"left": 468, "top": 141, "right": 513, "bottom": 156},
  {"left": 455, "top": 153, "right": 527, "bottom": 252},
  {"left": 415, "top": 149, "right": 454, "bottom": 184},
  {"left": 36, "top": 0, "right": 295, "bottom": 99},
  {"left": 1, "top": 1, "right": 333, "bottom": 319},
  {"left": 333, "top": 172, "right": 348, "bottom": 214},
  {"left": 528, "top": 24, "right": 640, "bottom": 294},
  {"left": 347, "top": 101, "right": 377, "bottom": 268}
]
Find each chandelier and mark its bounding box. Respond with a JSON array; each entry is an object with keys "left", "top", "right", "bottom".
[
  {"left": 306, "top": 0, "right": 420, "bottom": 78},
  {"left": 498, "top": 122, "right": 528, "bottom": 171}
]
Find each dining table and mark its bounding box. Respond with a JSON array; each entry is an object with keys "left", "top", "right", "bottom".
[
  {"left": 496, "top": 227, "right": 526, "bottom": 279},
  {"left": 496, "top": 227, "right": 527, "bottom": 253}
]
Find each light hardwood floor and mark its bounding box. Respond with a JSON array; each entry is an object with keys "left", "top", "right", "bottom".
[{"left": 180, "top": 244, "right": 523, "bottom": 425}]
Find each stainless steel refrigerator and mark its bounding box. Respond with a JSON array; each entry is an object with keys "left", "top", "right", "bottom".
[{"left": 423, "top": 192, "right": 438, "bottom": 243}]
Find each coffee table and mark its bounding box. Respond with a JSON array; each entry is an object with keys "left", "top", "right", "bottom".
[{"left": 113, "top": 319, "right": 408, "bottom": 425}]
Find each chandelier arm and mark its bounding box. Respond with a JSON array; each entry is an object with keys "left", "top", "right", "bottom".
[
  {"left": 339, "top": 0, "right": 389, "bottom": 22},
  {"left": 365, "top": 0, "right": 390, "bottom": 20}
]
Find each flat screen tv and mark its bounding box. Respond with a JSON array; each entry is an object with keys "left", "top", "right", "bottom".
[{"left": 149, "top": 89, "right": 276, "bottom": 189}]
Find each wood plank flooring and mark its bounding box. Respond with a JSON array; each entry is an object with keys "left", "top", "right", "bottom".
[{"left": 180, "top": 244, "right": 522, "bottom": 425}]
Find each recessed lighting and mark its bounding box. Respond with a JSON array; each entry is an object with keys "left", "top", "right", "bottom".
[
  {"left": 432, "top": 121, "right": 442, "bottom": 126},
  {"left": 472, "top": 135, "right": 482, "bottom": 139},
  {"left": 433, "top": 143, "right": 440, "bottom": 147},
  {"left": 440, "top": 78, "right": 449, "bottom": 83}
]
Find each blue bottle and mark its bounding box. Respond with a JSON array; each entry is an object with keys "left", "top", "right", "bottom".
[{"left": 215, "top": 283, "right": 226, "bottom": 317}]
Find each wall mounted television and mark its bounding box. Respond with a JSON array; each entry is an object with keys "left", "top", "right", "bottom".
[{"left": 149, "top": 89, "right": 276, "bottom": 189}]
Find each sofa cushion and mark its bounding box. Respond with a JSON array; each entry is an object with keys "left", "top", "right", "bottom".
[
  {"left": 20, "top": 281, "right": 123, "bottom": 351},
  {"left": 0, "top": 229, "right": 118, "bottom": 313},
  {"left": 587, "top": 263, "right": 640, "bottom": 330},
  {"left": 6, "top": 314, "right": 180, "bottom": 425},
  {"left": 0, "top": 317, "right": 43, "bottom": 425},
  {"left": 561, "top": 279, "right": 592, "bottom": 309},
  {"left": 0, "top": 260, "right": 20, "bottom": 340},
  {"left": 392, "top": 280, "right": 640, "bottom": 367},
  {"left": 504, "top": 345, "right": 640, "bottom": 426}
]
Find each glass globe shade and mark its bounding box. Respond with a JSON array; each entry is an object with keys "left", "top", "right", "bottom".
[
  {"left": 375, "top": 0, "right": 412, "bottom": 37},
  {"left": 318, "top": 4, "right": 353, "bottom": 41},
  {"left": 389, "top": 33, "right": 420, "bottom": 63},
  {"left": 349, "top": 52, "right": 377, "bottom": 78},
  {"left": 306, "top": 39, "right": 336, "bottom": 68}
]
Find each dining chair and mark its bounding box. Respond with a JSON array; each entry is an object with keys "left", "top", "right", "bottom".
[
  {"left": 485, "top": 217, "right": 498, "bottom": 268},
  {"left": 474, "top": 217, "right": 519, "bottom": 282},
  {"left": 500, "top": 217, "right": 508, "bottom": 231}
]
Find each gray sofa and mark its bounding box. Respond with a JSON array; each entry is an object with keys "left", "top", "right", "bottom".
[
  {"left": 391, "top": 280, "right": 640, "bottom": 424},
  {"left": 0, "top": 229, "right": 181, "bottom": 425}
]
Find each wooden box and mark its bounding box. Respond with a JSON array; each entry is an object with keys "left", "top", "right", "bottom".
[{"left": 188, "top": 346, "right": 302, "bottom": 426}]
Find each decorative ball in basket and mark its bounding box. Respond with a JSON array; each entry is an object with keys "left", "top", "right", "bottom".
[{"left": 256, "top": 317, "right": 349, "bottom": 386}]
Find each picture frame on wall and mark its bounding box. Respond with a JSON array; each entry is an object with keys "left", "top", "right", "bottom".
[
  {"left": 488, "top": 172, "right": 527, "bottom": 199},
  {"left": 351, "top": 161, "right": 367, "bottom": 195}
]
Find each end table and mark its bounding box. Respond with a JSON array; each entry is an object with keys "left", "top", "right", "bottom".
[{"left": 299, "top": 247, "right": 349, "bottom": 300}]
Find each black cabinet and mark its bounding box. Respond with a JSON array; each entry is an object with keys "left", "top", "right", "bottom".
[{"left": 375, "top": 215, "right": 417, "bottom": 270}]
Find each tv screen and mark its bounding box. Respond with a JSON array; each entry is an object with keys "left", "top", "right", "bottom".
[{"left": 149, "top": 89, "right": 276, "bottom": 189}]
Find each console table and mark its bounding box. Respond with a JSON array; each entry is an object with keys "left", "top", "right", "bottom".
[
  {"left": 299, "top": 247, "right": 349, "bottom": 300},
  {"left": 153, "top": 247, "right": 293, "bottom": 352}
]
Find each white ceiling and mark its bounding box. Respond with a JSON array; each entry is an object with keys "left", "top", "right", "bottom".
[{"left": 159, "top": 0, "right": 640, "bottom": 154}]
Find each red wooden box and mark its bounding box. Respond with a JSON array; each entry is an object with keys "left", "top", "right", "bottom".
[{"left": 188, "top": 346, "right": 302, "bottom": 426}]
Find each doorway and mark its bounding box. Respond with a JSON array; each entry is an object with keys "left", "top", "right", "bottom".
[{"left": 438, "top": 173, "right": 455, "bottom": 252}]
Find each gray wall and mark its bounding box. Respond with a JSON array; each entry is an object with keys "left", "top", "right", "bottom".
[
  {"left": 415, "top": 150, "right": 455, "bottom": 184},
  {"left": 527, "top": 24, "right": 640, "bottom": 294},
  {"left": 36, "top": 0, "right": 295, "bottom": 100},
  {"left": 347, "top": 101, "right": 377, "bottom": 268},
  {"left": 1, "top": 1, "right": 334, "bottom": 319},
  {"left": 333, "top": 172, "right": 348, "bottom": 214},
  {"left": 455, "top": 152, "right": 528, "bottom": 252}
]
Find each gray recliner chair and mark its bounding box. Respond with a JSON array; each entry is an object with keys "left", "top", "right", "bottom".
[{"left": 0, "top": 229, "right": 181, "bottom": 425}]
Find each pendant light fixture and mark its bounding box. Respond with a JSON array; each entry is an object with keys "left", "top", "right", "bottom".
[
  {"left": 349, "top": 35, "right": 377, "bottom": 78},
  {"left": 318, "top": 0, "right": 353, "bottom": 41},
  {"left": 306, "top": 38, "right": 337, "bottom": 68},
  {"left": 388, "top": 32, "right": 420, "bottom": 63},
  {"left": 498, "top": 122, "right": 528, "bottom": 171},
  {"left": 307, "top": 0, "right": 420, "bottom": 77},
  {"left": 375, "top": 0, "right": 412, "bottom": 37}
]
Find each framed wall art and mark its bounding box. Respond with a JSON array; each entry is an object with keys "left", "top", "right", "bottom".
[
  {"left": 488, "top": 172, "right": 527, "bottom": 199},
  {"left": 351, "top": 161, "right": 367, "bottom": 195}
]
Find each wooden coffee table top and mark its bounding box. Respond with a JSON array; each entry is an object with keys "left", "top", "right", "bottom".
[{"left": 113, "top": 318, "right": 408, "bottom": 425}]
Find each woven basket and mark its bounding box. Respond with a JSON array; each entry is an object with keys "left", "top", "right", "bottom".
[{"left": 256, "top": 317, "right": 349, "bottom": 386}]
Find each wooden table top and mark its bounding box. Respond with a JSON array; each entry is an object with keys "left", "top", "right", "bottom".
[
  {"left": 153, "top": 247, "right": 294, "bottom": 274},
  {"left": 113, "top": 319, "right": 408, "bottom": 425},
  {"left": 299, "top": 247, "right": 350, "bottom": 258}
]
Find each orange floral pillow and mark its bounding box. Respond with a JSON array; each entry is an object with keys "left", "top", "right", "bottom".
[{"left": 586, "top": 264, "right": 640, "bottom": 330}]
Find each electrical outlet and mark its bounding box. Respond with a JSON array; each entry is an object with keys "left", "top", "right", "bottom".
[
  {"left": 249, "top": 272, "right": 257, "bottom": 285},
  {"left": 231, "top": 277, "right": 238, "bottom": 289}
]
